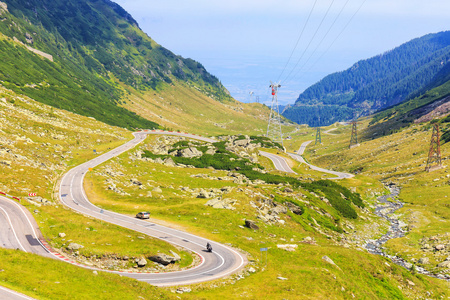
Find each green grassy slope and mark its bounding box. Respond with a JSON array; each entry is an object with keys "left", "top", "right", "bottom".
[{"left": 0, "top": 0, "right": 232, "bottom": 130}]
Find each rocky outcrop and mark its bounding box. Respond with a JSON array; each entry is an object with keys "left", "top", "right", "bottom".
[
  {"left": 67, "top": 243, "right": 84, "bottom": 251},
  {"left": 179, "top": 147, "right": 203, "bottom": 158},
  {"left": 0, "top": 2, "right": 7, "bottom": 14},
  {"left": 205, "top": 198, "right": 236, "bottom": 210},
  {"left": 149, "top": 252, "right": 181, "bottom": 265}
]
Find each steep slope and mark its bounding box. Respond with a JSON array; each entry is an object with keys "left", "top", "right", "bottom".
[
  {"left": 365, "top": 78, "right": 450, "bottom": 139},
  {"left": 0, "top": 0, "right": 235, "bottom": 131},
  {"left": 283, "top": 31, "right": 450, "bottom": 126}
]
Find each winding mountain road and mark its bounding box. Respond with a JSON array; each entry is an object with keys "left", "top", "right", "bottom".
[
  {"left": 0, "top": 130, "right": 247, "bottom": 293},
  {"left": 289, "top": 140, "right": 354, "bottom": 179},
  {"left": 259, "top": 139, "right": 353, "bottom": 179},
  {"left": 259, "top": 151, "right": 296, "bottom": 174}
]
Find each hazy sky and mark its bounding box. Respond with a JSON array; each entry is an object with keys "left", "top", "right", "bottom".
[{"left": 114, "top": 0, "right": 450, "bottom": 105}]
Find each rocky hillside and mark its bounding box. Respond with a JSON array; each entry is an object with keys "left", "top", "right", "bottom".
[
  {"left": 0, "top": 0, "right": 238, "bottom": 131},
  {"left": 283, "top": 31, "right": 450, "bottom": 127}
]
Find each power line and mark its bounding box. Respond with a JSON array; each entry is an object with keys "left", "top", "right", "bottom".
[
  {"left": 276, "top": 0, "right": 319, "bottom": 82},
  {"left": 286, "top": 0, "right": 368, "bottom": 87},
  {"left": 281, "top": 0, "right": 337, "bottom": 85},
  {"left": 284, "top": 0, "right": 352, "bottom": 87}
]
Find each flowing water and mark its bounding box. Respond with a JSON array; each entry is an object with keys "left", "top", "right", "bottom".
[{"left": 365, "top": 185, "right": 450, "bottom": 281}]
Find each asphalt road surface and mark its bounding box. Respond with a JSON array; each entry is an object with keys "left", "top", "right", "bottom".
[
  {"left": 0, "top": 130, "right": 247, "bottom": 297},
  {"left": 289, "top": 140, "right": 354, "bottom": 179},
  {"left": 58, "top": 130, "right": 247, "bottom": 286},
  {"left": 259, "top": 151, "right": 296, "bottom": 174}
]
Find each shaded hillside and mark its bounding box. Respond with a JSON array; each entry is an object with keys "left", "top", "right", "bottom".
[
  {"left": 283, "top": 31, "right": 450, "bottom": 127},
  {"left": 363, "top": 79, "right": 450, "bottom": 141},
  {"left": 0, "top": 0, "right": 231, "bottom": 130}
]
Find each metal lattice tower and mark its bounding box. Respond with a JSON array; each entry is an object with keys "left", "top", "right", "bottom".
[
  {"left": 349, "top": 120, "right": 359, "bottom": 148},
  {"left": 315, "top": 113, "right": 322, "bottom": 145},
  {"left": 267, "top": 82, "right": 283, "bottom": 147},
  {"left": 315, "top": 127, "right": 321, "bottom": 145},
  {"left": 425, "top": 123, "right": 443, "bottom": 172}
]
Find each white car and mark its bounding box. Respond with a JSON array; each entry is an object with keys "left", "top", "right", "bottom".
[{"left": 136, "top": 211, "right": 150, "bottom": 219}]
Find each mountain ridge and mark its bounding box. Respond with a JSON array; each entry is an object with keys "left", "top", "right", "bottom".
[
  {"left": 283, "top": 30, "right": 450, "bottom": 127},
  {"left": 0, "top": 0, "right": 235, "bottom": 131}
]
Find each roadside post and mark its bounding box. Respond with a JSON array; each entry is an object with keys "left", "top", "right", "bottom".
[{"left": 260, "top": 247, "right": 268, "bottom": 266}]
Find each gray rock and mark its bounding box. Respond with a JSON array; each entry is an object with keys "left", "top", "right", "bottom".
[
  {"left": 180, "top": 147, "right": 203, "bottom": 158},
  {"left": 58, "top": 233, "right": 66, "bottom": 238},
  {"left": 435, "top": 244, "right": 446, "bottom": 251},
  {"left": 163, "top": 157, "right": 176, "bottom": 167},
  {"left": 245, "top": 220, "right": 259, "bottom": 230},
  {"left": 205, "top": 148, "right": 216, "bottom": 155},
  {"left": 130, "top": 178, "right": 142, "bottom": 185},
  {"left": 67, "top": 243, "right": 84, "bottom": 251},
  {"left": 136, "top": 258, "right": 147, "bottom": 267},
  {"left": 197, "top": 189, "right": 210, "bottom": 198},
  {"left": 176, "top": 287, "right": 191, "bottom": 293},
  {"left": 284, "top": 187, "right": 293, "bottom": 193},
  {"left": 152, "top": 187, "right": 162, "bottom": 193},
  {"left": 418, "top": 257, "right": 429, "bottom": 264},
  {"left": 149, "top": 253, "right": 177, "bottom": 265},
  {"left": 169, "top": 250, "right": 181, "bottom": 262},
  {"left": 285, "top": 202, "right": 303, "bottom": 215},
  {"left": 438, "top": 261, "right": 450, "bottom": 268},
  {"left": 322, "top": 256, "right": 340, "bottom": 269}
]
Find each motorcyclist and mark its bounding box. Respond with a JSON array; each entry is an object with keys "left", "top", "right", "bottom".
[{"left": 206, "top": 242, "right": 212, "bottom": 252}]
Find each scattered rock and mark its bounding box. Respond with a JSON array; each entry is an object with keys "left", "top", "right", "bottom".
[
  {"left": 58, "top": 233, "right": 66, "bottom": 238},
  {"left": 248, "top": 267, "right": 256, "bottom": 273},
  {"left": 176, "top": 287, "right": 191, "bottom": 294},
  {"left": 277, "top": 244, "right": 298, "bottom": 252},
  {"left": 418, "top": 257, "right": 429, "bottom": 264},
  {"left": 435, "top": 244, "right": 445, "bottom": 251},
  {"left": 149, "top": 253, "right": 179, "bottom": 265},
  {"left": 130, "top": 178, "right": 142, "bottom": 186},
  {"left": 322, "top": 256, "right": 341, "bottom": 270},
  {"left": 277, "top": 276, "right": 288, "bottom": 280},
  {"left": 67, "top": 243, "right": 84, "bottom": 251},
  {"left": 180, "top": 147, "right": 203, "bottom": 158},
  {"left": 406, "top": 279, "right": 415, "bottom": 286},
  {"left": 136, "top": 257, "right": 147, "bottom": 267},
  {"left": 437, "top": 260, "right": 450, "bottom": 268},
  {"left": 92, "top": 271, "right": 98, "bottom": 275},
  {"left": 152, "top": 187, "right": 162, "bottom": 193},
  {"left": 245, "top": 220, "right": 259, "bottom": 230}
]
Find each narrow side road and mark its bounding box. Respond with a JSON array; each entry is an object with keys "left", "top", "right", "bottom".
[
  {"left": 259, "top": 151, "right": 296, "bottom": 174},
  {"left": 289, "top": 140, "right": 354, "bottom": 179}
]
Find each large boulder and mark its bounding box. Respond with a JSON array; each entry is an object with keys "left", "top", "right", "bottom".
[
  {"left": 234, "top": 139, "right": 250, "bottom": 147},
  {"left": 245, "top": 219, "right": 259, "bottom": 230},
  {"left": 163, "top": 157, "right": 176, "bottom": 167},
  {"left": 285, "top": 202, "right": 303, "bottom": 215},
  {"left": 136, "top": 257, "right": 147, "bottom": 267},
  {"left": 149, "top": 253, "right": 178, "bottom": 265},
  {"left": 180, "top": 147, "right": 203, "bottom": 158}
]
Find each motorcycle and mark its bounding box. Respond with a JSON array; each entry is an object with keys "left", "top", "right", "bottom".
[{"left": 206, "top": 242, "right": 212, "bottom": 252}]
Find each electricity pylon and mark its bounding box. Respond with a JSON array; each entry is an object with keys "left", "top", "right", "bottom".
[
  {"left": 267, "top": 82, "right": 283, "bottom": 148},
  {"left": 315, "top": 127, "right": 322, "bottom": 145},
  {"left": 425, "top": 122, "right": 443, "bottom": 172},
  {"left": 349, "top": 113, "right": 360, "bottom": 149},
  {"left": 315, "top": 113, "right": 322, "bottom": 145}
]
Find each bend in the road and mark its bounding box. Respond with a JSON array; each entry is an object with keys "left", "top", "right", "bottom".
[{"left": 57, "top": 130, "right": 247, "bottom": 286}]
